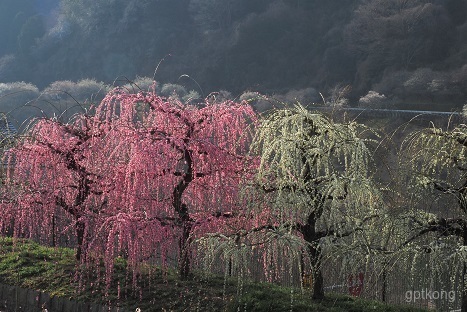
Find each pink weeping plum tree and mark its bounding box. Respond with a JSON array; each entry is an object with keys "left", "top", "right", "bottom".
[{"left": 0, "top": 87, "right": 258, "bottom": 280}]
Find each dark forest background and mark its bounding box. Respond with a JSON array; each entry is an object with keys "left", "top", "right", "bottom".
[{"left": 0, "top": 0, "right": 466, "bottom": 113}]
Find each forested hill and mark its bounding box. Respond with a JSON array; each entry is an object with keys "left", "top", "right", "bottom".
[{"left": 0, "top": 0, "right": 466, "bottom": 111}]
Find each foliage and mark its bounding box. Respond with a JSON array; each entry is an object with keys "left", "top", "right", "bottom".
[
  {"left": 205, "top": 90, "right": 232, "bottom": 104},
  {"left": 160, "top": 83, "right": 188, "bottom": 99},
  {"left": 0, "top": 0, "right": 37, "bottom": 56},
  {"left": 0, "top": 55, "right": 24, "bottom": 83},
  {"left": 397, "top": 123, "right": 467, "bottom": 311},
  {"left": 17, "top": 15, "right": 46, "bottom": 55},
  {"left": 0, "top": 113, "right": 17, "bottom": 157},
  {"left": 121, "top": 76, "right": 158, "bottom": 94},
  {"left": 1, "top": 0, "right": 466, "bottom": 107},
  {"left": 43, "top": 79, "right": 109, "bottom": 103},
  {"left": 345, "top": 0, "right": 453, "bottom": 93},
  {"left": 0, "top": 87, "right": 257, "bottom": 291},
  {"left": 198, "top": 104, "right": 381, "bottom": 300},
  {"left": 0, "top": 80, "right": 110, "bottom": 128},
  {"left": 41, "top": 79, "right": 109, "bottom": 120},
  {"left": 239, "top": 91, "right": 275, "bottom": 113},
  {"left": 358, "top": 91, "right": 389, "bottom": 109},
  {"left": 189, "top": 0, "right": 240, "bottom": 32},
  {"left": 325, "top": 85, "right": 351, "bottom": 107},
  {"left": 0, "top": 82, "right": 41, "bottom": 128}
]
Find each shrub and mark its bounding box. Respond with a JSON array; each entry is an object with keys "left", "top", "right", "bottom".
[
  {"left": 0, "top": 82, "right": 41, "bottom": 128},
  {"left": 358, "top": 91, "right": 389, "bottom": 109},
  {"left": 0, "top": 55, "right": 21, "bottom": 82},
  {"left": 41, "top": 79, "right": 109, "bottom": 119},
  {"left": 160, "top": 83, "right": 187, "bottom": 98},
  {"left": 205, "top": 90, "right": 232, "bottom": 104},
  {"left": 281, "top": 87, "right": 319, "bottom": 105},
  {"left": 43, "top": 79, "right": 109, "bottom": 103},
  {"left": 325, "top": 85, "right": 350, "bottom": 107},
  {"left": 239, "top": 91, "right": 274, "bottom": 113},
  {"left": 182, "top": 90, "right": 201, "bottom": 104},
  {"left": 122, "top": 76, "right": 158, "bottom": 93}
]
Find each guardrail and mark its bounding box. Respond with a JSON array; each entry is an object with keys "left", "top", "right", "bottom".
[
  {"left": 311, "top": 106, "right": 463, "bottom": 121},
  {"left": 0, "top": 283, "right": 122, "bottom": 312}
]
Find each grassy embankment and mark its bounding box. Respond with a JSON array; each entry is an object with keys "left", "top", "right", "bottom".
[{"left": 0, "top": 237, "right": 428, "bottom": 311}]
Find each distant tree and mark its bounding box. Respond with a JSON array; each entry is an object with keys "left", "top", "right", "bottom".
[
  {"left": 160, "top": 83, "right": 188, "bottom": 99},
  {"left": 189, "top": 0, "right": 240, "bottom": 32},
  {"left": 0, "top": 82, "right": 41, "bottom": 128},
  {"left": 0, "top": 0, "right": 36, "bottom": 55},
  {"left": 278, "top": 88, "right": 320, "bottom": 106},
  {"left": 358, "top": 90, "right": 389, "bottom": 109},
  {"left": 122, "top": 76, "right": 158, "bottom": 93},
  {"left": 445, "top": 0, "right": 467, "bottom": 26},
  {"left": 55, "top": 0, "right": 193, "bottom": 82},
  {"left": 0, "top": 113, "right": 17, "bottom": 154},
  {"left": 0, "top": 55, "right": 27, "bottom": 83},
  {"left": 60, "top": 0, "right": 122, "bottom": 34},
  {"left": 41, "top": 79, "right": 109, "bottom": 119},
  {"left": 345, "top": 0, "right": 452, "bottom": 92},
  {"left": 205, "top": 90, "right": 232, "bottom": 104},
  {"left": 1, "top": 88, "right": 257, "bottom": 282},
  {"left": 17, "top": 15, "right": 45, "bottom": 55},
  {"left": 371, "top": 67, "right": 465, "bottom": 108},
  {"left": 239, "top": 91, "right": 273, "bottom": 113},
  {"left": 325, "top": 84, "right": 351, "bottom": 108}
]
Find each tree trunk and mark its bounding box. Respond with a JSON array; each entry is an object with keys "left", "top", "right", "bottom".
[
  {"left": 51, "top": 214, "right": 56, "bottom": 247},
  {"left": 463, "top": 261, "right": 466, "bottom": 312},
  {"left": 462, "top": 225, "right": 467, "bottom": 312},
  {"left": 308, "top": 243, "right": 324, "bottom": 299},
  {"left": 173, "top": 147, "right": 194, "bottom": 279},
  {"left": 75, "top": 219, "right": 85, "bottom": 262},
  {"left": 302, "top": 212, "right": 325, "bottom": 300},
  {"left": 382, "top": 268, "right": 387, "bottom": 303},
  {"left": 179, "top": 218, "right": 192, "bottom": 279}
]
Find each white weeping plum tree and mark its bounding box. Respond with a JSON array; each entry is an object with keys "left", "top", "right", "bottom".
[
  {"left": 401, "top": 123, "right": 467, "bottom": 312},
  {"left": 198, "top": 104, "right": 381, "bottom": 300}
]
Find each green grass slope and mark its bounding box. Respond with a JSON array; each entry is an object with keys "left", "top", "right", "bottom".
[{"left": 0, "top": 237, "right": 428, "bottom": 312}]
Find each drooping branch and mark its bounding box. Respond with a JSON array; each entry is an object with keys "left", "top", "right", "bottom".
[
  {"left": 201, "top": 224, "right": 285, "bottom": 247},
  {"left": 397, "top": 216, "right": 465, "bottom": 251},
  {"left": 433, "top": 180, "right": 457, "bottom": 194},
  {"left": 454, "top": 133, "right": 467, "bottom": 149},
  {"left": 431, "top": 178, "right": 467, "bottom": 214},
  {"left": 5, "top": 88, "right": 258, "bottom": 283},
  {"left": 55, "top": 196, "right": 77, "bottom": 217},
  {"left": 315, "top": 214, "right": 380, "bottom": 239}
]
